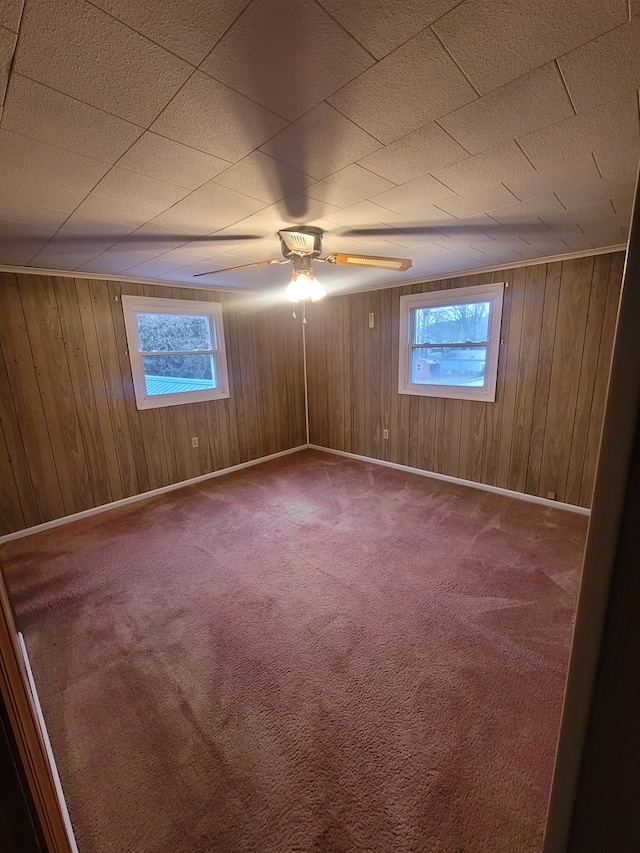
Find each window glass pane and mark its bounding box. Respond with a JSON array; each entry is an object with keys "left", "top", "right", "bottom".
[
  {"left": 411, "top": 346, "right": 487, "bottom": 387},
  {"left": 142, "top": 354, "right": 216, "bottom": 396},
  {"left": 136, "top": 313, "right": 212, "bottom": 352},
  {"left": 413, "top": 301, "right": 490, "bottom": 345}
]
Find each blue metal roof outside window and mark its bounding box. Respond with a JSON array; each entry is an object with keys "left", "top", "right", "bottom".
[{"left": 144, "top": 375, "right": 215, "bottom": 396}]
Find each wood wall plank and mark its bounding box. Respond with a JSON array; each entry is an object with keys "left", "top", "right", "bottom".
[
  {"left": 0, "top": 351, "right": 40, "bottom": 529},
  {"left": 0, "top": 423, "right": 24, "bottom": 534},
  {"left": 17, "top": 274, "right": 94, "bottom": 516},
  {"left": 538, "top": 256, "right": 594, "bottom": 500},
  {"left": 55, "top": 277, "right": 113, "bottom": 507},
  {"left": 349, "top": 292, "right": 366, "bottom": 454},
  {"left": 525, "top": 262, "right": 562, "bottom": 496},
  {"left": 481, "top": 268, "right": 512, "bottom": 486},
  {"left": 107, "top": 281, "right": 151, "bottom": 494},
  {"left": 579, "top": 252, "right": 624, "bottom": 506},
  {"left": 496, "top": 266, "right": 527, "bottom": 489},
  {"left": 0, "top": 275, "right": 65, "bottom": 523},
  {"left": 565, "top": 254, "right": 612, "bottom": 506},
  {"left": 508, "top": 263, "right": 546, "bottom": 492}
]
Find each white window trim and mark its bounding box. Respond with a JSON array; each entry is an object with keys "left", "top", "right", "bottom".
[
  {"left": 122, "top": 295, "right": 230, "bottom": 410},
  {"left": 398, "top": 282, "right": 505, "bottom": 402}
]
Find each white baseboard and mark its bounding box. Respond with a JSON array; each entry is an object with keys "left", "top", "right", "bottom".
[
  {"left": 18, "top": 633, "right": 79, "bottom": 853},
  {"left": 0, "top": 442, "right": 589, "bottom": 544},
  {"left": 308, "top": 445, "right": 591, "bottom": 516},
  {"left": 0, "top": 445, "right": 307, "bottom": 544}
]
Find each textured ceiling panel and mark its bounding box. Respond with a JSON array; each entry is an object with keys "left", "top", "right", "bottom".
[
  {"left": 116, "top": 132, "right": 229, "bottom": 190},
  {"left": 0, "top": 129, "right": 110, "bottom": 210},
  {"left": 57, "top": 214, "right": 138, "bottom": 241},
  {"left": 554, "top": 176, "right": 636, "bottom": 211},
  {"left": 305, "top": 165, "right": 395, "bottom": 208},
  {"left": 502, "top": 155, "right": 602, "bottom": 202},
  {"left": 0, "top": 0, "right": 23, "bottom": 32},
  {"left": 328, "top": 29, "right": 477, "bottom": 144},
  {"left": 436, "top": 184, "right": 520, "bottom": 219},
  {"left": 30, "top": 239, "right": 108, "bottom": 270},
  {"left": 72, "top": 168, "right": 191, "bottom": 226},
  {"left": 259, "top": 102, "right": 381, "bottom": 181},
  {"left": 213, "top": 151, "right": 315, "bottom": 204},
  {"left": 433, "top": 142, "right": 537, "bottom": 194},
  {"left": 90, "top": 0, "right": 252, "bottom": 65},
  {"left": 150, "top": 71, "right": 287, "bottom": 162},
  {"left": 433, "top": 0, "right": 629, "bottom": 95},
  {"left": 256, "top": 194, "right": 343, "bottom": 225},
  {"left": 79, "top": 248, "right": 163, "bottom": 275},
  {"left": 357, "top": 122, "right": 468, "bottom": 185},
  {"left": 611, "top": 190, "right": 635, "bottom": 219},
  {"left": 438, "top": 63, "right": 575, "bottom": 155},
  {"left": 0, "top": 219, "right": 52, "bottom": 264},
  {"left": 323, "top": 200, "right": 401, "bottom": 228},
  {"left": 3, "top": 74, "right": 143, "bottom": 163},
  {"left": 150, "top": 181, "right": 265, "bottom": 235},
  {"left": 558, "top": 10, "right": 640, "bottom": 113},
  {"left": 518, "top": 95, "right": 640, "bottom": 176},
  {"left": 0, "top": 0, "right": 636, "bottom": 293},
  {"left": 14, "top": 0, "right": 192, "bottom": 125},
  {"left": 539, "top": 199, "right": 629, "bottom": 246},
  {"left": 371, "top": 175, "right": 457, "bottom": 215},
  {"left": 316, "top": 0, "right": 460, "bottom": 59},
  {"left": 122, "top": 257, "right": 198, "bottom": 279},
  {"left": 488, "top": 194, "right": 574, "bottom": 225},
  {"left": 0, "top": 26, "right": 16, "bottom": 104},
  {"left": 0, "top": 198, "right": 71, "bottom": 230},
  {"left": 200, "top": 0, "right": 374, "bottom": 121}
]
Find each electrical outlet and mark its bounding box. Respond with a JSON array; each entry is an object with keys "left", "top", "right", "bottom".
[
  {"left": 546, "top": 491, "right": 556, "bottom": 500},
  {"left": 191, "top": 437, "right": 199, "bottom": 448},
  {"left": 368, "top": 312, "right": 375, "bottom": 328},
  {"left": 383, "top": 429, "right": 389, "bottom": 439}
]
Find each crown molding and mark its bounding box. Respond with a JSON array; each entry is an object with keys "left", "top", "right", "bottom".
[{"left": 0, "top": 243, "right": 627, "bottom": 300}]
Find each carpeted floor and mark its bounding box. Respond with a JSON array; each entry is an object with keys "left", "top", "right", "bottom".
[{"left": 1, "top": 449, "right": 587, "bottom": 853}]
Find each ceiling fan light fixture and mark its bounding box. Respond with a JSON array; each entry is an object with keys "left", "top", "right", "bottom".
[{"left": 285, "top": 268, "right": 327, "bottom": 303}]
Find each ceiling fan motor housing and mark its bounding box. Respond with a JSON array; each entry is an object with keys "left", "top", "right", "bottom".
[{"left": 279, "top": 226, "right": 324, "bottom": 259}]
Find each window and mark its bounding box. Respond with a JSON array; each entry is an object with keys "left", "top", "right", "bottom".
[
  {"left": 398, "top": 282, "right": 504, "bottom": 402},
  {"left": 122, "top": 295, "right": 230, "bottom": 410}
]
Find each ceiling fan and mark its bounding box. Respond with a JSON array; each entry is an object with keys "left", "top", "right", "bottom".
[{"left": 193, "top": 226, "right": 413, "bottom": 301}]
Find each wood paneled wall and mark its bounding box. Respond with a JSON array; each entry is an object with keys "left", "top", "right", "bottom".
[
  {"left": 305, "top": 252, "right": 624, "bottom": 508},
  {"left": 0, "top": 272, "right": 305, "bottom": 535}
]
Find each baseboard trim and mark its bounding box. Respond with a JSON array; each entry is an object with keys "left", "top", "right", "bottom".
[
  {"left": 309, "top": 445, "right": 591, "bottom": 516},
  {"left": 0, "top": 442, "right": 589, "bottom": 544},
  {"left": 0, "top": 445, "right": 307, "bottom": 544},
  {"left": 18, "top": 633, "right": 79, "bottom": 853}
]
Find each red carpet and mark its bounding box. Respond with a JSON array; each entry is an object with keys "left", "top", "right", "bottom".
[{"left": 1, "top": 450, "right": 586, "bottom": 852}]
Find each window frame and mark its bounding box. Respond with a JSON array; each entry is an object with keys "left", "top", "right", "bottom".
[
  {"left": 398, "top": 282, "right": 505, "bottom": 402},
  {"left": 122, "top": 294, "right": 230, "bottom": 411}
]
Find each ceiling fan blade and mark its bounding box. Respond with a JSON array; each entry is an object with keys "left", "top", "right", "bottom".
[
  {"left": 9, "top": 232, "right": 263, "bottom": 249},
  {"left": 343, "top": 221, "right": 549, "bottom": 237},
  {"left": 177, "top": 233, "right": 261, "bottom": 242},
  {"left": 324, "top": 253, "right": 412, "bottom": 271},
  {"left": 193, "top": 259, "right": 287, "bottom": 277},
  {"left": 279, "top": 229, "right": 317, "bottom": 254}
]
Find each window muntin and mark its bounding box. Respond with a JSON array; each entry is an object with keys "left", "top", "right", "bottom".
[
  {"left": 399, "top": 283, "right": 504, "bottom": 402},
  {"left": 122, "top": 296, "right": 229, "bottom": 410}
]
